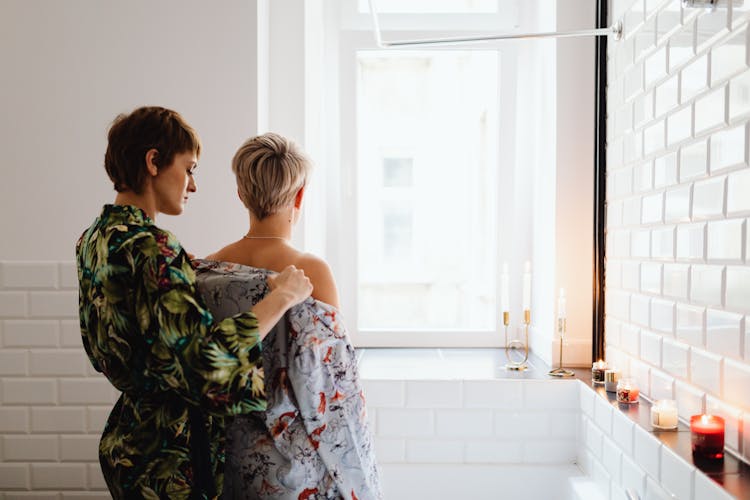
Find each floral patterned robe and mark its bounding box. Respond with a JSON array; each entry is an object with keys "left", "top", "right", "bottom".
[
  {"left": 77, "top": 205, "right": 266, "bottom": 499},
  {"left": 194, "top": 260, "right": 382, "bottom": 500}
]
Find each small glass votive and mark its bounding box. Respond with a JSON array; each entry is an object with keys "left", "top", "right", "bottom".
[
  {"left": 591, "top": 360, "right": 607, "bottom": 385},
  {"left": 604, "top": 369, "right": 620, "bottom": 392},
  {"left": 616, "top": 378, "right": 639, "bottom": 404},
  {"left": 690, "top": 414, "right": 725, "bottom": 460},
  {"left": 651, "top": 400, "right": 678, "bottom": 430}
]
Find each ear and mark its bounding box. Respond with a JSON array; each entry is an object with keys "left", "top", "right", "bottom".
[
  {"left": 145, "top": 148, "right": 159, "bottom": 177},
  {"left": 294, "top": 185, "right": 305, "bottom": 209}
]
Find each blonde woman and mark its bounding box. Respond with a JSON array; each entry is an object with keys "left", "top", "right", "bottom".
[{"left": 195, "top": 133, "right": 381, "bottom": 499}]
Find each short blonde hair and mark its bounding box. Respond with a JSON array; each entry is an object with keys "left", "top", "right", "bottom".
[{"left": 232, "top": 133, "right": 311, "bottom": 219}]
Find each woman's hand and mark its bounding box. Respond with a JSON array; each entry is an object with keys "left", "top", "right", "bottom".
[{"left": 267, "top": 265, "right": 313, "bottom": 307}]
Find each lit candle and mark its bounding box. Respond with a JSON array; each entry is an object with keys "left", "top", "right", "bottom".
[
  {"left": 522, "top": 261, "right": 531, "bottom": 311},
  {"left": 591, "top": 360, "right": 607, "bottom": 384},
  {"left": 557, "top": 288, "right": 566, "bottom": 319},
  {"left": 690, "top": 414, "right": 725, "bottom": 460},
  {"left": 604, "top": 369, "right": 620, "bottom": 392},
  {"left": 616, "top": 378, "right": 639, "bottom": 404},
  {"left": 651, "top": 400, "right": 678, "bottom": 430},
  {"left": 501, "top": 262, "right": 510, "bottom": 313}
]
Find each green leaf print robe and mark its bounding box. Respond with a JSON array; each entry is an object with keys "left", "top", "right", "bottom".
[{"left": 76, "top": 205, "right": 266, "bottom": 499}]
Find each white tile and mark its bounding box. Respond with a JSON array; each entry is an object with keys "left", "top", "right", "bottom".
[
  {"left": 662, "top": 337, "right": 689, "bottom": 379},
  {"left": 651, "top": 299, "right": 674, "bottom": 333},
  {"left": 523, "top": 380, "right": 578, "bottom": 410},
  {"left": 623, "top": 261, "right": 641, "bottom": 290},
  {"left": 613, "top": 168, "right": 634, "bottom": 198},
  {"left": 624, "top": 196, "right": 643, "bottom": 226},
  {"left": 663, "top": 263, "right": 689, "bottom": 299},
  {"left": 660, "top": 445, "right": 695, "bottom": 500},
  {"left": 692, "top": 176, "right": 726, "bottom": 219},
  {"left": 28, "top": 291, "right": 77, "bottom": 318},
  {"left": 682, "top": 54, "right": 709, "bottom": 101},
  {"left": 695, "top": 86, "right": 727, "bottom": 134},
  {"left": 548, "top": 411, "right": 578, "bottom": 439},
  {"left": 650, "top": 369, "right": 675, "bottom": 400},
  {"left": 608, "top": 261, "right": 623, "bottom": 289},
  {"left": 707, "top": 219, "right": 744, "bottom": 261},
  {"left": 58, "top": 262, "right": 78, "bottom": 289},
  {"left": 651, "top": 226, "right": 675, "bottom": 259},
  {"left": 0, "top": 463, "right": 29, "bottom": 489},
  {"left": 640, "top": 262, "right": 662, "bottom": 294},
  {"left": 654, "top": 151, "right": 678, "bottom": 187},
  {"left": 636, "top": 18, "right": 657, "bottom": 61},
  {"left": 405, "top": 439, "right": 463, "bottom": 463},
  {"left": 435, "top": 410, "right": 493, "bottom": 438},
  {"left": 727, "top": 168, "right": 750, "bottom": 214},
  {"left": 0, "top": 407, "right": 28, "bottom": 433},
  {"left": 726, "top": 265, "right": 750, "bottom": 313},
  {"left": 610, "top": 230, "right": 631, "bottom": 259},
  {"left": 494, "top": 412, "right": 550, "bottom": 439},
  {"left": 60, "top": 319, "right": 82, "bottom": 347},
  {"left": 644, "top": 119, "right": 666, "bottom": 155},
  {"left": 657, "top": 2, "right": 681, "bottom": 41},
  {"left": 633, "top": 229, "right": 651, "bottom": 258},
  {"left": 665, "top": 185, "right": 692, "bottom": 222},
  {"left": 378, "top": 409, "right": 434, "bottom": 437},
  {"left": 406, "top": 381, "right": 461, "bottom": 408},
  {"left": 0, "top": 262, "right": 58, "bottom": 288},
  {"left": 86, "top": 407, "right": 111, "bottom": 433},
  {"left": 631, "top": 359, "right": 653, "bottom": 398},
  {"left": 641, "top": 192, "right": 664, "bottom": 223},
  {"left": 694, "top": 469, "right": 735, "bottom": 500},
  {"left": 2, "top": 379, "right": 56, "bottom": 404},
  {"left": 705, "top": 396, "right": 742, "bottom": 451},
  {"left": 691, "top": 348, "right": 722, "bottom": 394},
  {"left": 697, "top": 7, "right": 729, "bottom": 50},
  {"left": 729, "top": 68, "right": 750, "bottom": 119},
  {"left": 30, "top": 463, "right": 86, "bottom": 489},
  {"left": 670, "top": 23, "right": 696, "bottom": 71},
  {"left": 2, "top": 319, "right": 59, "bottom": 346},
  {"left": 580, "top": 383, "right": 596, "bottom": 418},
  {"left": 633, "top": 425, "right": 661, "bottom": 480},
  {"left": 631, "top": 294, "right": 651, "bottom": 327},
  {"left": 710, "top": 123, "right": 746, "bottom": 173},
  {"left": 464, "top": 440, "right": 522, "bottom": 463},
  {"left": 626, "top": 62, "right": 645, "bottom": 100},
  {"left": 621, "top": 453, "right": 646, "bottom": 499},
  {"left": 690, "top": 265, "right": 724, "bottom": 306},
  {"left": 676, "top": 222, "right": 705, "bottom": 260},
  {"left": 625, "top": 130, "right": 644, "bottom": 164},
  {"left": 29, "top": 349, "right": 88, "bottom": 376},
  {"left": 3, "top": 435, "right": 58, "bottom": 461},
  {"left": 463, "top": 380, "right": 523, "bottom": 409},
  {"left": 88, "top": 462, "right": 108, "bottom": 490},
  {"left": 710, "top": 27, "right": 748, "bottom": 85},
  {"left": 705, "top": 308, "right": 743, "bottom": 358},
  {"left": 31, "top": 407, "right": 86, "bottom": 433},
  {"left": 675, "top": 379, "right": 705, "bottom": 420},
  {"left": 621, "top": 324, "right": 642, "bottom": 355},
  {"left": 59, "top": 378, "right": 118, "bottom": 405},
  {"left": 676, "top": 304, "right": 705, "bottom": 346},
  {"left": 612, "top": 410, "right": 635, "bottom": 456},
  {"left": 593, "top": 396, "right": 614, "bottom": 435},
  {"left": 0, "top": 349, "right": 27, "bottom": 375},
  {"left": 680, "top": 139, "right": 708, "bottom": 181},
  {"left": 723, "top": 358, "right": 750, "bottom": 410},
  {"left": 60, "top": 435, "right": 99, "bottom": 461},
  {"left": 586, "top": 418, "right": 604, "bottom": 459},
  {"left": 655, "top": 75, "right": 679, "bottom": 116},
  {"left": 645, "top": 46, "right": 668, "bottom": 87},
  {"left": 635, "top": 90, "right": 656, "bottom": 127},
  {"left": 356, "top": 381, "right": 403, "bottom": 408},
  {"left": 667, "top": 105, "right": 693, "bottom": 146},
  {"left": 641, "top": 330, "right": 663, "bottom": 368},
  {"left": 523, "top": 440, "right": 576, "bottom": 464},
  {"left": 0, "top": 291, "right": 27, "bottom": 317}
]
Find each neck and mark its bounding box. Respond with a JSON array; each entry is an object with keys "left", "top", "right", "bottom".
[
  {"left": 114, "top": 190, "right": 156, "bottom": 220},
  {"left": 246, "top": 211, "right": 294, "bottom": 240}
]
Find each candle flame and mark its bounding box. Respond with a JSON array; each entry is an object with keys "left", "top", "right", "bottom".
[{"left": 701, "top": 415, "right": 710, "bottom": 425}]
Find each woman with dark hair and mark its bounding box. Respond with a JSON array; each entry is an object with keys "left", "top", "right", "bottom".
[{"left": 76, "top": 106, "right": 312, "bottom": 499}]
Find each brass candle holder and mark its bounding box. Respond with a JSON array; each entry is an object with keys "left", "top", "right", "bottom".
[
  {"left": 504, "top": 309, "right": 530, "bottom": 371},
  {"left": 548, "top": 317, "right": 575, "bottom": 378}
]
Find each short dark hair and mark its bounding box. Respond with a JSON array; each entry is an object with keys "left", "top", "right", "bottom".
[{"left": 104, "top": 106, "right": 201, "bottom": 193}]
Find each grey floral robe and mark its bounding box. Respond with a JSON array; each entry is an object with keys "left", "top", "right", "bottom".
[{"left": 194, "top": 260, "right": 382, "bottom": 500}]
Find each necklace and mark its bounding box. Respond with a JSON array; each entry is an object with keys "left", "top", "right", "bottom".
[{"left": 243, "top": 233, "right": 288, "bottom": 241}]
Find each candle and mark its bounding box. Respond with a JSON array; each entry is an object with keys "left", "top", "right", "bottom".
[
  {"left": 604, "top": 369, "right": 620, "bottom": 392},
  {"left": 501, "top": 262, "right": 510, "bottom": 313},
  {"left": 522, "top": 261, "right": 531, "bottom": 311},
  {"left": 651, "top": 400, "right": 678, "bottom": 430},
  {"left": 616, "top": 378, "right": 639, "bottom": 404},
  {"left": 557, "top": 288, "right": 566, "bottom": 319},
  {"left": 690, "top": 414, "right": 725, "bottom": 460},
  {"left": 591, "top": 360, "right": 607, "bottom": 384}
]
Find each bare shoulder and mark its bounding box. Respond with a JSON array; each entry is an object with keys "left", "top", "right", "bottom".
[{"left": 295, "top": 253, "right": 340, "bottom": 308}]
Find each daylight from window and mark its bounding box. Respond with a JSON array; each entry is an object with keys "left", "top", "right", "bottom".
[{"left": 356, "top": 50, "right": 500, "bottom": 331}]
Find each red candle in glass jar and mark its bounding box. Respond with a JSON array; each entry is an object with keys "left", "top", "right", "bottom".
[{"left": 690, "top": 415, "right": 725, "bottom": 460}]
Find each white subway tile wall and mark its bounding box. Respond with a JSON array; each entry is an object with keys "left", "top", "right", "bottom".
[{"left": 607, "top": 0, "right": 750, "bottom": 473}]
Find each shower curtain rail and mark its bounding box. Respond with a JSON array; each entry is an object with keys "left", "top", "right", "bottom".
[{"left": 367, "top": 0, "right": 623, "bottom": 48}]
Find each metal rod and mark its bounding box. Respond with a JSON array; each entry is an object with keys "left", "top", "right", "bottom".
[{"left": 368, "top": 0, "right": 623, "bottom": 48}]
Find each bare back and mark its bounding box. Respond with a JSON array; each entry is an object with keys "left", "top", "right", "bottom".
[{"left": 206, "top": 239, "right": 340, "bottom": 308}]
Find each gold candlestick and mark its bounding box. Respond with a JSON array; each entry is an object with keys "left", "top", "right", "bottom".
[{"left": 548, "top": 317, "right": 575, "bottom": 378}]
